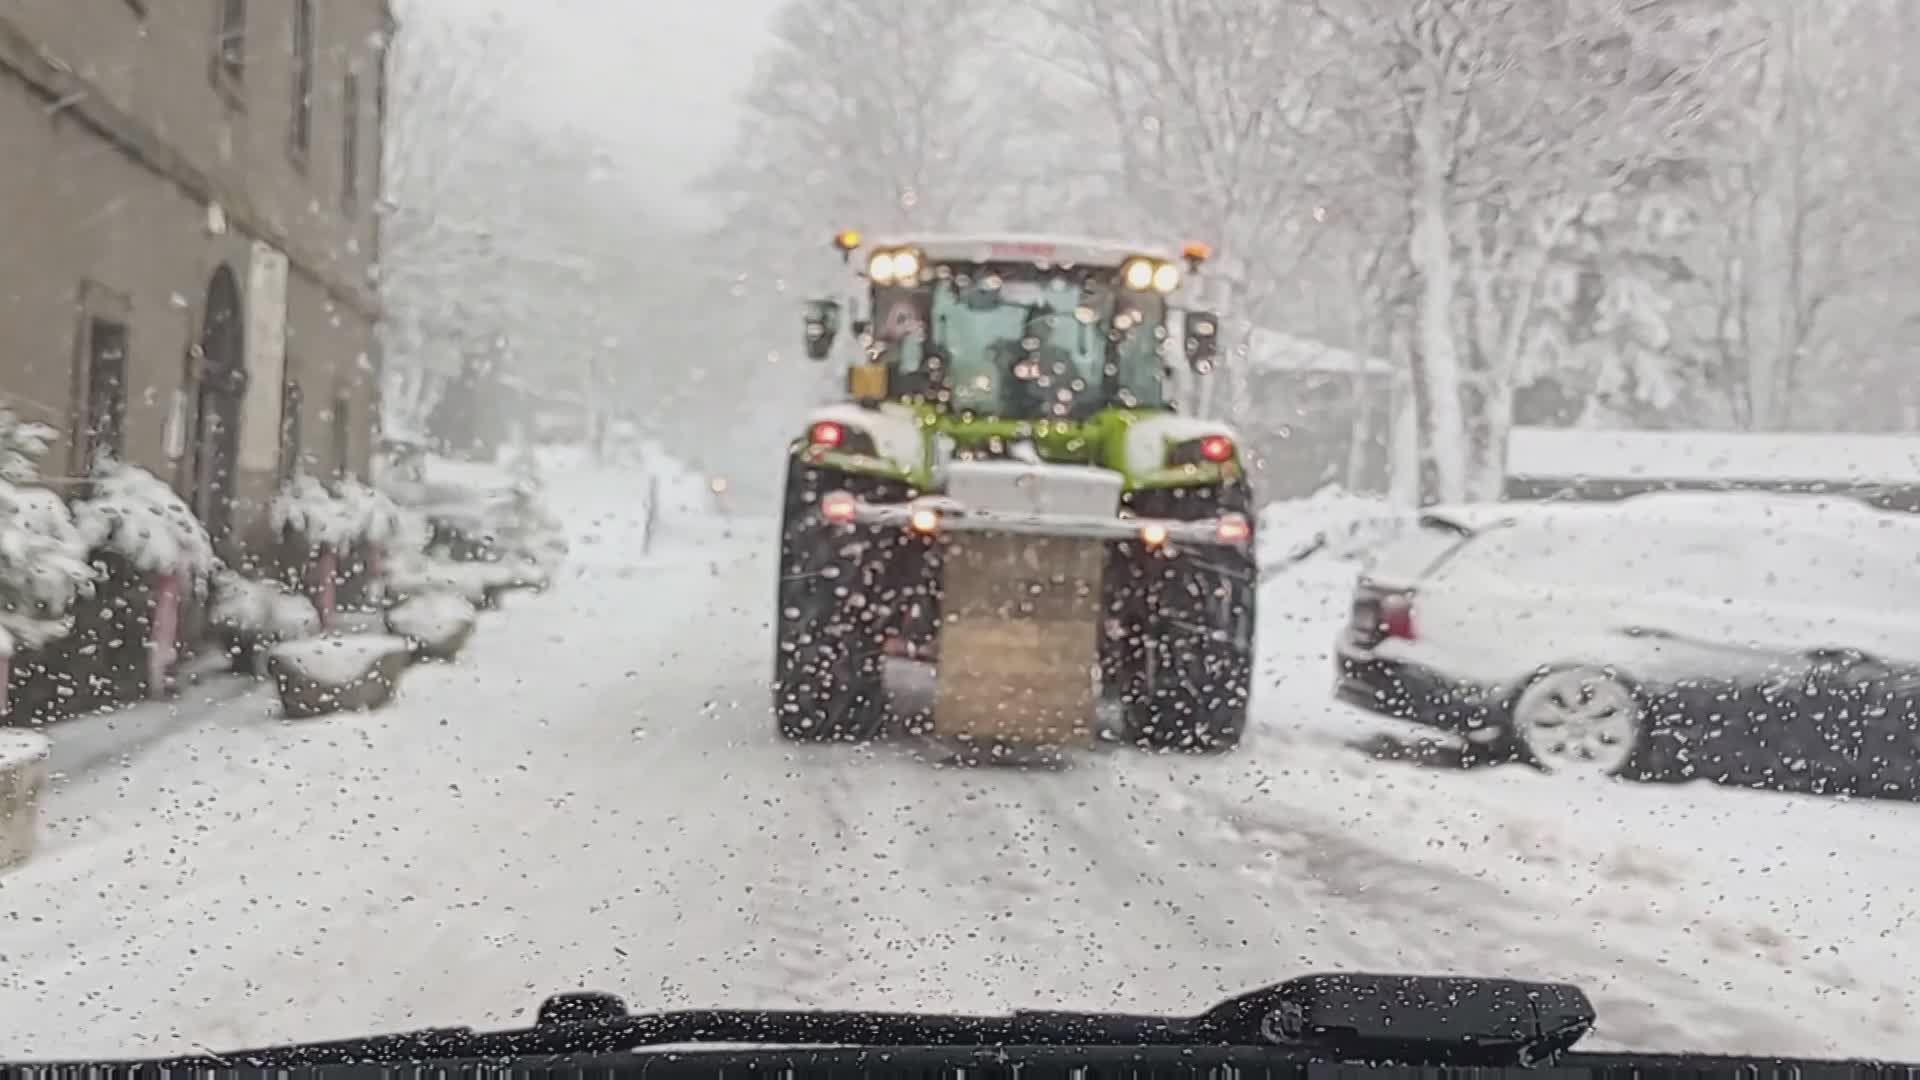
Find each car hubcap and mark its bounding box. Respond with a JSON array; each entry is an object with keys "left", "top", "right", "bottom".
[{"left": 1513, "top": 668, "right": 1638, "bottom": 777}]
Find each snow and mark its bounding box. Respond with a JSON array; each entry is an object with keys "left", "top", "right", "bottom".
[
  {"left": 0, "top": 729, "right": 48, "bottom": 772},
  {"left": 0, "top": 486, "right": 95, "bottom": 652},
  {"left": 1120, "top": 414, "right": 1235, "bottom": 473},
  {"left": 386, "top": 592, "right": 476, "bottom": 644},
  {"left": 1245, "top": 329, "right": 1394, "bottom": 376},
  {"left": 1257, "top": 486, "right": 1413, "bottom": 568},
  {"left": 271, "top": 475, "right": 364, "bottom": 549},
  {"left": 1365, "top": 497, "right": 1920, "bottom": 684},
  {"left": 333, "top": 477, "right": 412, "bottom": 548},
  {"left": 211, "top": 572, "right": 321, "bottom": 641},
  {"left": 1508, "top": 427, "right": 1920, "bottom": 485},
  {"left": 269, "top": 635, "right": 413, "bottom": 685},
  {"left": 864, "top": 233, "right": 1181, "bottom": 268},
  {"left": 387, "top": 556, "right": 536, "bottom": 605},
  {"left": 72, "top": 460, "right": 217, "bottom": 578},
  {"left": 0, "top": 481, "right": 1916, "bottom": 1061},
  {"left": 803, "top": 403, "right": 926, "bottom": 474}
]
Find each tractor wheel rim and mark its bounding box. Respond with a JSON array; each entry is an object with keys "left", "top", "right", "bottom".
[{"left": 1513, "top": 668, "right": 1638, "bottom": 777}]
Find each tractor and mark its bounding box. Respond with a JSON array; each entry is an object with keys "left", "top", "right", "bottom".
[{"left": 775, "top": 231, "right": 1257, "bottom": 755}]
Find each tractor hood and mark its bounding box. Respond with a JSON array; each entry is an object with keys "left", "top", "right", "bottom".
[{"left": 795, "top": 403, "right": 1244, "bottom": 494}]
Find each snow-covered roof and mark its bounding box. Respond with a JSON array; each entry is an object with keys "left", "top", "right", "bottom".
[
  {"left": 1508, "top": 428, "right": 1920, "bottom": 485},
  {"left": 1245, "top": 329, "right": 1394, "bottom": 377},
  {"left": 866, "top": 234, "right": 1181, "bottom": 269}
]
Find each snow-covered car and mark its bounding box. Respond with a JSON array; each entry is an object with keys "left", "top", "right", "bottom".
[{"left": 1334, "top": 493, "right": 1920, "bottom": 796}]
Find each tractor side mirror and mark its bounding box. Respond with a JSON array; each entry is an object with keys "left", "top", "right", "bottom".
[
  {"left": 1184, "top": 310, "right": 1220, "bottom": 373},
  {"left": 803, "top": 299, "right": 841, "bottom": 362}
]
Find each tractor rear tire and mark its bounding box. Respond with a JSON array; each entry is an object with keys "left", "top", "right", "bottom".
[
  {"left": 1121, "top": 556, "right": 1255, "bottom": 754},
  {"left": 772, "top": 462, "right": 885, "bottom": 743}
]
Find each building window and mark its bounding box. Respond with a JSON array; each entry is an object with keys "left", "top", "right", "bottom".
[
  {"left": 213, "top": 0, "right": 245, "bottom": 96},
  {"left": 83, "top": 319, "right": 129, "bottom": 472},
  {"left": 279, "top": 379, "right": 304, "bottom": 483},
  {"left": 341, "top": 70, "right": 361, "bottom": 212},
  {"left": 290, "top": 0, "right": 314, "bottom": 160}
]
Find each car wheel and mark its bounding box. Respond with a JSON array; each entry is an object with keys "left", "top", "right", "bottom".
[{"left": 1505, "top": 665, "right": 1648, "bottom": 780}]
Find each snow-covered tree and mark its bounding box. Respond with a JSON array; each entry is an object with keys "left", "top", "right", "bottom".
[
  {"left": 1293, "top": 0, "right": 1745, "bottom": 499},
  {"left": 378, "top": 0, "right": 532, "bottom": 447},
  {"left": 0, "top": 412, "right": 93, "bottom": 655}
]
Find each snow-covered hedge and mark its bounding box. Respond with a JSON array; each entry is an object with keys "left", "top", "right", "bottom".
[
  {"left": 73, "top": 460, "right": 216, "bottom": 580},
  {"left": 272, "top": 475, "right": 363, "bottom": 549},
  {"left": 211, "top": 569, "right": 321, "bottom": 643},
  {"left": 334, "top": 476, "right": 418, "bottom": 551},
  {"left": 0, "top": 414, "right": 95, "bottom": 656}
]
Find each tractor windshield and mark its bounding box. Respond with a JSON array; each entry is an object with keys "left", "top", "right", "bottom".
[{"left": 928, "top": 270, "right": 1168, "bottom": 418}]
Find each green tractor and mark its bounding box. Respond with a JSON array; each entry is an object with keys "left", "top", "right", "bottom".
[{"left": 775, "top": 231, "right": 1257, "bottom": 754}]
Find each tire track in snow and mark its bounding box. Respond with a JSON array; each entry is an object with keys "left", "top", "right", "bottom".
[{"left": 1167, "top": 771, "right": 1835, "bottom": 1054}]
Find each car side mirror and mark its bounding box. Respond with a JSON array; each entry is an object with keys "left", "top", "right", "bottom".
[
  {"left": 1184, "top": 310, "right": 1220, "bottom": 374},
  {"left": 803, "top": 299, "right": 841, "bottom": 362}
]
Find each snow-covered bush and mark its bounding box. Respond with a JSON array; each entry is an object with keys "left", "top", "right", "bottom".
[
  {"left": 271, "top": 474, "right": 364, "bottom": 550},
  {"left": 0, "top": 412, "right": 95, "bottom": 656},
  {"left": 334, "top": 476, "right": 417, "bottom": 551},
  {"left": 210, "top": 569, "right": 321, "bottom": 648},
  {"left": 72, "top": 460, "right": 217, "bottom": 581}
]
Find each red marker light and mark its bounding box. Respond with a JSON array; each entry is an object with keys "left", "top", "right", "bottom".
[
  {"left": 1215, "top": 512, "right": 1251, "bottom": 545},
  {"left": 1200, "top": 435, "right": 1234, "bottom": 463},
  {"left": 819, "top": 490, "right": 857, "bottom": 525},
  {"left": 809, "top": 421, "right": 845, "bottom": 448}
]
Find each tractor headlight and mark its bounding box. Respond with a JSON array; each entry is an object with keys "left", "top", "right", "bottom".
[
  {"left": 891, "top": 250, "right": 922, "bottom": 281},
  {"left": 1122, "top": 258, "right": 1156, "bottom": 291},
  {"left": 1151, "top": 262, "right": 1181, "bottom": 293},
  {"left": 868, "top": 251, "right": 898, "bottom": 285}
]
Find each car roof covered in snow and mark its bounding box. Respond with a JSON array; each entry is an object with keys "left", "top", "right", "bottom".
[{"left": 867, "top": 234, "right": 1181, "bottom": 269}]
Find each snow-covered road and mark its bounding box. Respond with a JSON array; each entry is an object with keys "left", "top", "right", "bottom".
[{"left": 2, "top": 484, "right": 1915, "bottom": 1062}]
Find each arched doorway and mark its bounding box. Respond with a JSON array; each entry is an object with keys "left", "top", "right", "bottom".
[{"left": 192, "top": 266, "right": 247, "bottom": 548}]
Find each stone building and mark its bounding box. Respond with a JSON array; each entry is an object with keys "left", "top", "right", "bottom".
[{"left": 0, "top": 0, "right": 391, "bottom": 563}]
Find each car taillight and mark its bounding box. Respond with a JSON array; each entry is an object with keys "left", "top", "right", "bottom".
[
  {"left": 1199, "top": 435, "right": 1234, "bottom": 463},
  {"left": 1379, "top": 593, "right": 1416, "bottom": 640},
  {"left": 809, "top": 421, "right": 845, "bottom": 448}
]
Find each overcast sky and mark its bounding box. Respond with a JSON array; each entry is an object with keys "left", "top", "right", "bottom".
[{"left": 430, "top": 0, "right": 786, "bottom": 227}]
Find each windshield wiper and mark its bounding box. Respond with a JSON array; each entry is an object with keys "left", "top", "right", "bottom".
[{"left": 110, "top": 973, "right": 1597, "bottom": 1069}]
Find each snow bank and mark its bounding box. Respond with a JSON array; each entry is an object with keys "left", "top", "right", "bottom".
[
  {"left": 0, "top": 728, "right": 47, "bottom": 871},
  {"left": 1259, "top": 487, "right": 1416, "bottom": 568},
  {"left": 73, "top": 461, "right": 216, "bottom": 578},
  {"left": 0, "top": 729, "right": 48, "bottom": 772}
]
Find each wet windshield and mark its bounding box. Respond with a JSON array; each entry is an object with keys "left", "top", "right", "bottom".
[{"left": 7, "top": 0, "right": 1920, "bottom": 1067}]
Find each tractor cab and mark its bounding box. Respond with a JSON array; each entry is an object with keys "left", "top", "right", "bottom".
[{"left": 802, "top": 232, "right": 1220, "bottom": 414}]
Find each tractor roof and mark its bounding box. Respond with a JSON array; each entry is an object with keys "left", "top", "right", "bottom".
[{"left": 867, "top": 233, "right": 1181, "bottom": 269}]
